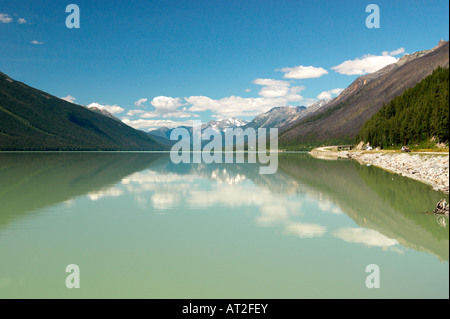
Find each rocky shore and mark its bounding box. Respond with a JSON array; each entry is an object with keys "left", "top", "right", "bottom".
[{"left": 309, "top": 147, "right": 449, "bottom": 194}]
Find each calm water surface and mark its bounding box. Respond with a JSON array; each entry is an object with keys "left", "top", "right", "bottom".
[{"left": 0, "top": 152, "right": 448, "bottom": 298}]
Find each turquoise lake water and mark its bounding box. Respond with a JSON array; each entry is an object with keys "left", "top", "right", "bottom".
[{"left": 0, "top": 152, "right": 448, "bottom": 298}]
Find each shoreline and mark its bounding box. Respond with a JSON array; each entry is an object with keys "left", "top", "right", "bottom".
[{"left": 309, "top": 147, "right": 449, "bottom": 194}]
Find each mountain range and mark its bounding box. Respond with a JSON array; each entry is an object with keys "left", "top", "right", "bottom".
[
  {"left": 148, "top": 103, "right": 328, "bottom": 144},
  {"left": 147, "top": 117, "right": 253, "bottom": 148},
  {"left": 0, "top": 72, "right": 165, "bottom": 151},
  {"left": 150, "top": 41, "right": 449, "bottom": 149},
  {"left": 243, "top": 106, "right": 307, "bottom": 129},
  {"left": 148, "top": 117, "right": 249, "bottom": 140},
  {"left": 1, "top": 40, "right": 448, "bottom": 151},
  {"left": 278, "top": 40, "right": 450, "bottom": 148},
  {"left": 243, "top": 101, "right": 329, "bottom": 130}
]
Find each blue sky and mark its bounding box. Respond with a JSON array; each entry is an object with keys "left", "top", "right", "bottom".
[{"left": 1, "top": 0, "right": 448, "bottom": 131}]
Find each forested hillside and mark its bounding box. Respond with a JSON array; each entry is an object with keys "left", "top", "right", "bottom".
[
  {"left": 0, "top": 72, "right": 165, "bottom": 151},
  {"left": 278, "top": 41, "right": 449, "bottom": 150},
  {"left": 357, "top": 67, "right": 449, "bottom": 148}
]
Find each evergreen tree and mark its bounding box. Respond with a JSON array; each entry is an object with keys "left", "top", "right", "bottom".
[{"left": 357, "top": 67, "right": 449, "bottom": 148}]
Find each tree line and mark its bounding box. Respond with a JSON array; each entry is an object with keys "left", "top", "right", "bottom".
[{"left": 357, "top": 67, "right": 449, "bottom": 148}]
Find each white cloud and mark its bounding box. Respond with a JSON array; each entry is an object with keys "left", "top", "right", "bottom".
[
  {"left": 284, "top": 223, "right": 327, "bottom": 238},
  {"left": 186, "top": 94, "right": 302, "bottom": 118},
  {"left": 87, "top": 102, "right": 124, "bottom": 114},
  {"left": 259, "top": 85, "right": 290, "bottom": 98},
  {"left": 256, "top": 83, "right": 304, "bottom": 99},
  {"left": 127, "top": 96, "right": 197, "bottom": 119},
  {"left": 0, "top": 13, "right": 12, "bottom": 23},
  {"left": 253, "top": 78, "right": 290, "bottom": 87},
  {"left": 118, "top": 169, "right": 336, "bottom": 242},
  {"left": 87, "top": 187, "right": 124, "bottom": 201},
  {"left": 122, "top": 170, "right": 199, "bottom": 185},
  {"left": 30, "top": 40, "right": 43, "bottom": 45},
  {"left": 125, "top": 61, "right": 343, "bottom": 121},
  {"left": 121, "top": 118, "right": 194, "bottom": 130},
  {"left": 331, "top": 88, "right": 344, "bottom": 95},
  {"left": 255, "top": 205, "right": 289, "bottom": 225},
  {"left": 17, "top": 18, "right": 27, "bottom": 24},
  {"left": 127, "top": 109, "right": 145, "bottom": 116},
  {"left": 317, "top": 88, "right": 344, "bottom": 100},
  {"left": 382, "top": 47, "right": 405, "bottom": 56},
  {"left": 289, "top": 85, "right": 305, "bottom": 94},
  {"left": 317, "top": 92, "right": 332, "bottom": 100},
  {"left": 134, "top": 98, "right": 148, "bottom": 107},
  {"left": 185, "top": 80, "right": 305, "bottom": 118},
  {"left": 140, "top": 112, "right": 159, "bottom": 118},
  {"left": 61, "top": 95, "right": 76, "bottom": 104},
  {"left": 151, "top": 96, "right": 184, "bottom": 112},
  {"left": 152, "top": 192, "right": 180, "bottom": 210},
  {"left": 284, "top": 87, "right": 305, "bottom": 102},
  {"left": 331, "top": 52, "right": 399, "bottom": 75},
  {"left": 139, "top": 110, "right": 198, "bottom": 119},
  {"left": 333, "top": 227, "right": 398, "bottom": 247},
  {"left": 164, "top": 111, "right": 199, "bottom": 118},
  {"left": 279, "top": 65, "right": 328, "bottom": 79},
  {"left": 127, "top": 65, "right": 324, "bottom": 120},
  {"left": 390, "top": 47, "right": 405, "bottom": 56}
]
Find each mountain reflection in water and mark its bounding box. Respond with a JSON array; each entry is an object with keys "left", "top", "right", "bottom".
[{"left": 0, "top": 152, "right": 448, "bottom": 298}]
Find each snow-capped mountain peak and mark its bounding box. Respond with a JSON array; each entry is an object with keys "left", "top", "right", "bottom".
[{"left": 201, "top": 117, "right": 249, "bottom": 132}]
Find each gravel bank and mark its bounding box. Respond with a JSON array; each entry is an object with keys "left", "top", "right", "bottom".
[
  {"left": 350, "top": 152, "right": 449, "bottom": 194},
  {"left": 310, "top": 148, "right": 449, "bottom": 194}
]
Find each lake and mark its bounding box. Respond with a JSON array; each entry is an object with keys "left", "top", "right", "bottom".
[{"left": 0, "top": 152, "right": 448, "bottom": 298}]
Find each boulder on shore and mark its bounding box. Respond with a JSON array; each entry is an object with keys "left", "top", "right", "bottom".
[{"left": 434, "top": 199, "right": 449, "bottom": 215}]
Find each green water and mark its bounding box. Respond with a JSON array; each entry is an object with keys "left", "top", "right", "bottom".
[{"left": 0, "top": 152, "right": 448, "bottom": 299}]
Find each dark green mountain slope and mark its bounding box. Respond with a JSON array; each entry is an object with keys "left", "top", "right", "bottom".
[
  {"left": 357, "top": 67, "right": 449, "bottom": 148},
  {"left": 0, "top": 72, "right": 165, "bottom": 151}
]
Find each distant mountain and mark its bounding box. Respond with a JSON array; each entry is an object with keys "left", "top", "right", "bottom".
[
  {"left": 0, "top": 72, "right": 166, "bottom": 151},
  {"left": 148, "top": 117, "right": 248, "bottom": 141},
  {"left": 244, "top": 106, "right": 307, "bottom": 129},
  {"left": 143, "top": 131, "right": 177, "bottom": 147},
  {"left": 242, "top": 103, "right": 330, "bottom": 132},
  {"left": 87, "top": 106, "right": 120, "bottom": 121},
  {"left": 202, "top": 117, "right": 249, "bottom": 132},
  {"left": 279, "top": 40, "right": 450, "bottom": 148},
  {"left": 148, "top": 126, "right": 173, "bottom": 140}
]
